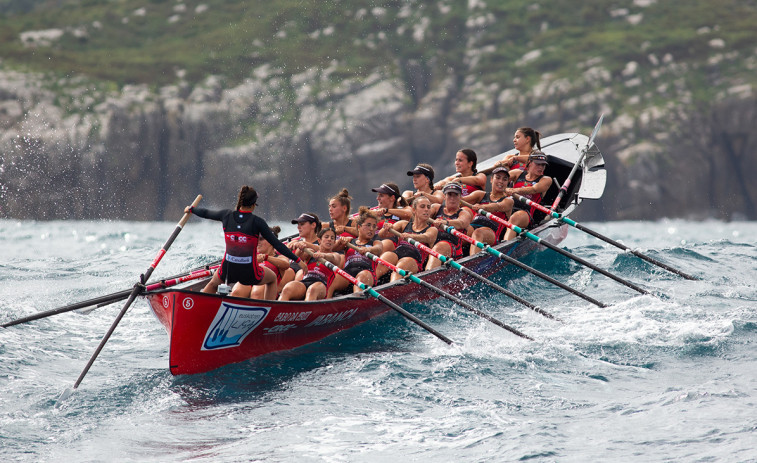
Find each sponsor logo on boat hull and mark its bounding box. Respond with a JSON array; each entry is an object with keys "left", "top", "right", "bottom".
[{"left": 201, "top": 302, "right": 270, "bottom": 350}]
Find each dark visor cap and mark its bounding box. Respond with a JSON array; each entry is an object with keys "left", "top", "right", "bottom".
[
  {"left": 407, "top": 165, "right": 434, "bottom": 177},
  {"left": 291, "top": 213, "right": 318, "bottom": 224},
  {"left": 371, "top": 183, "right": 400, "bottom": 196}
]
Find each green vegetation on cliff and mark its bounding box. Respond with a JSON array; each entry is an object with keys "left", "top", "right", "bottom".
[{"left": 2, "top": 0, "right": 755, "bottom": 103}]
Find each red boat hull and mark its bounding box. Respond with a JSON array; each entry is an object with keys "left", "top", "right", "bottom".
[{"left": 145, "top": 221, "right": 570, "bottom": 375}]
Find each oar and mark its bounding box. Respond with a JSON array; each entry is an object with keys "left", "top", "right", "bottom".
[
  {"left": 550, "top": 113, "right": 604, "bottom": 212},
  {"left": 438, "top": 207, "right": 606, "bottom": 309},
  {"left": 464, "top": 203, "right": 651, "bottom": 295},
  {"left": 2, "top": 263, "right": 221, "bottom": 328},
  {"left": 59, "top": 195, "right": 202, "bottom": 400},
  {"left": 303, "top": 249, "right": 453, "bottom": 345},
  {"left": 345, "top": 242, "right": 533, "bottom": 339},
  {"left": 387, "top": 228, "right": 542, "bottom": 314},
  {"left": 515, "top": 193, "right": 699, "bottom": 281}
]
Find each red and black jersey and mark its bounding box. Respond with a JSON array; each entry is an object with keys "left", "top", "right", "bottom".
[{"left": 192, "top": 207, "right": 300, "bottom": 285}]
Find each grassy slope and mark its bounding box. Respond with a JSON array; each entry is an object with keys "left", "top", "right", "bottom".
[{"left": 1, "top": 0, "right": 755, "bottom": 101}]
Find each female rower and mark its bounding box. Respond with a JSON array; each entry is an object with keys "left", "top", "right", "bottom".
[
  {"left": 250, "top": 226, "right": 295, "bottom": 299},
  {"left": 495, "top": 127, "right": 542, "bottom": 171},
  {"left": 278, "top": 228, "right": 342, "bottom": 301},
  {"left": 434, "top": 148, "right": 487, "bottom": 196},
  {"left": 185, "top": 186, "right": 306, "bottom": 299},
  {"left": 322, "top": 188, "right": 357, "bottom": 238},
  {"left": 503, "top": 151, "right": 553, "bottom": 241},
  {"left": 464, "top": 166, "right": 514, "bottom": 254},
  {"left": 426, "top": 182, "right": 474, "bottom": 269},
  {"left": 328, "top": 207, "right": 384, "bottom": 297},
  {"left": 402, "top": 163, "right": 444, "bottom": 205},
  {"left": 372, "top": 182, "right": 411, "bottom": 253},
  {"left": 287, "top": 212, "right": 321, "bottom": 261},
  {"left": 380, "top": 195, "right": 438, "bottom": 281}
]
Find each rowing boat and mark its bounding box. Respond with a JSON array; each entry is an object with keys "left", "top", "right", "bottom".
[{"left": 145, "top": 132, "right": 607, "bottom": 375}]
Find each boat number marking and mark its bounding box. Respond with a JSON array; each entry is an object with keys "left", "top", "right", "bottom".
[
  {"left": 162, "top": 296, "right": 170, "bottom": 308},
  {"left": 201, "top": 302, "right": 270, "bottom": 350},
  {"left": 182, "top": 298, "right": 194, "bottom": 310}
]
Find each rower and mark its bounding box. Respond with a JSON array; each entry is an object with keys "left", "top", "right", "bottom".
[
  {"left": 464, "top": 166, "right": 513, "bottom": 254},
  {"left": 372, "top": 182, "right": 411, "bottom": 253},
  {"left": 503, "top": 151, "right": 553, "bottom": 241},
  {"left": 433, "top": 148, "right": 487, "bottom": 196},
  {"left": 426, "top": 182, "right": 474, "bottom": 269}
]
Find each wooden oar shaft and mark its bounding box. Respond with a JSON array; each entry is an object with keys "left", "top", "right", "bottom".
[
  {"left": 69, "top": 195, "right": 202, "bottom": 393},
  {"left": 2, "top": 289, "right": 132, "bottom": 328},
  {"left": 304, "top": 249, "right": 453, "bottom": 345},
  {"left": 513, "top": 193, "right": 699, "bottom": 281},
  {"left": 346, "top": 243, "right": 532, "bottom": 339},
  {"left": 464, "top": 202, "right": 650, "bottom": 295}
]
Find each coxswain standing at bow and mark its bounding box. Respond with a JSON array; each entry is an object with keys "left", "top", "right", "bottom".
[
  {"left": 426, "top": 182, "right": 474, "bottom": 269},
  {"left": 185, "top": 186, "right": 306, "bottom": 299},
  {"left": 433, "top": 148, "right": 487, "bottom": 196},
  {"left": 463, "top": 166, "right": 514, "bottom": 254},
  {"left": 503, "top": 151, "right": 553, "bottom": 241}
]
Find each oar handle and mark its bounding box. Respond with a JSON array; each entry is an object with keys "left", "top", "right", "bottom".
[
  {"left": 340, "top": 245, "right": 532, "bottom": 340},
  {"left": 302, "top": 249, "right": 453, "bottom": 345}
]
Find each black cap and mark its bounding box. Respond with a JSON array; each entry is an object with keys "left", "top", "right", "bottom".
[
  {"left": 442, "top": 183, "right": 463, "bottom": 195},
  {"left": 407, "top": 165, "right": 435, "bottom": 178},
  {"left": 371, "top": 183, "right": 400, "bottom": 196},
  {"left": 529, "top": 151, "right": 549, "bottom": 165},
  {"left": 491, "top": 166, "right": 509, "bottom": 176},
  {"left": 291, "top": 213, "right": 318, "bottom": 224}
]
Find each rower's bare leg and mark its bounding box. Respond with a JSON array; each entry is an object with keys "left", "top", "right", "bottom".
[{"left": 503, "top": 211, "right": 530, "bottom": 241}]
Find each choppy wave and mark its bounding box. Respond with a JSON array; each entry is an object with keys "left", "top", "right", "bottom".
[{"left": 1, "top": 219, "right": 756, "bottom": 462}]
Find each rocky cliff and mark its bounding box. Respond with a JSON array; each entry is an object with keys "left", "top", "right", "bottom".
[{"left": 1, "top": 58, "right": 756, "bottom": 222}]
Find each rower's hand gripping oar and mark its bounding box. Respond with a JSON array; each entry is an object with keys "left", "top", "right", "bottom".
[
  {"left": 550, "top": 114, "right": 604, "bottom": 212},
  {"left": 303, "top": 249, "right": 453, "bottom": 345},
  {"left": 387, "top": 228, "right": 546, "bottom": 317},
  {"left": 344, "top": 242, "right": 532, "bottom": 340},
  {"left": 59, "top": 195, "right": 202, "bottom": 401},
  {"left": 516, "top": 193, "right": 699, "bottom": 281},
  {"left": 432, "top": 210, "right": 605, "bottom": 310},
  {"left": 461, "top": 201, "right": 650, "bottom": 295}
]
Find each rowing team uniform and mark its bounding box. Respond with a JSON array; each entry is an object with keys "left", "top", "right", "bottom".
[
  {"left": 432, "top": 203, "right": 471, "bottom": 258},
  {"left": 470, "top": 192, "right": 509, "bottom": 240},
  {"left": 394, "top": 221, "right": 432, "bottom": 269},
  {"left": 378, "top": 211, "right": 403, "bottom": 245},
  {"left": 343, "top": 238, "right": 379, "bottom": 281},
  {"left": 190, "top": 207, "right": 301, "bottom": 286},
  {"left": 327, "top": 219, "right": 356, "bottom": 238},
  {"left": 261, "top": 259, "right": 283, "bottom": 284},
  {"left": 460, "top": 183, "right": 483, "bottom": 196},
  {"left": 511, "top": 171, "right": 545, "bottom": 226},
  {"left": 300, "top": 259, "right": 336, "bottom": 289}
]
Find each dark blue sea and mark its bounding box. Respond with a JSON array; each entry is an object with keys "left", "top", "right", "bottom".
[{"left": 1, "top": 218, "right": 756, "bottom": 462}]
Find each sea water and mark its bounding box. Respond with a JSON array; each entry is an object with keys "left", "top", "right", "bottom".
[{"left": 1, "top": 218, "right": 756, "bottom": 462}]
